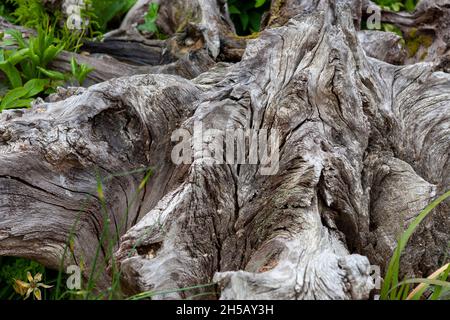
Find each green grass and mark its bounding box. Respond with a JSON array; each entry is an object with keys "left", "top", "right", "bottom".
[
  {"left": 380, "top": 190, "right": 450, "bottom": 300},
  {"left": 0, "top": 27, "right": 94, "bottom": 111}
]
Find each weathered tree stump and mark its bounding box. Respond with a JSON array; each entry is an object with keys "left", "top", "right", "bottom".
[{"left": 0, "top": 0, "right": 448, "bottom": 300}]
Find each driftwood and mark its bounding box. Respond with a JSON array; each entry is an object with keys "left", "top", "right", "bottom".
[{"left": 0, "top": 0, "right": 449, "bottom": 300}]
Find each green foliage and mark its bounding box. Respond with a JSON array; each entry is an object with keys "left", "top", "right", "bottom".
[
  {"left": 1, "top": 26, "right": 65, "bottom": 78},
  {"left": 0, "top": 78, "right": 48, "bottom": 111},
  {"left": 0, "top": 3, "right": 15, "bottom": 23},
  {"left": 70, "top": 57, "right": 94, "bottom": 86},
  {"left": 363, "top": 1, "right": 419, "bottom": 39},
  {"left": 381, "top": 190, "right": 450, "bottom": 300},
  {"left": 138, "top": 2, "right": 160, "bottom": 34},
  {"left": 5, "top": 0, "right": 86, "bottom": 52},
  {"left": 381, "top": 23, "right": 402, "bottom": 37},
  {"left": 0, "top": 27, "right": 63, "bottom": 110},
  {"left": 228, "top": 0, "right": 270, "bottom": 35},
  {"left": 0, "top": 0, "right": 144, "bottom": 48},
  {"left": 404, "top": 28, "right": 433, "bottom": 58},
  {"left": 0, "top": 27, "right": 92, "bottom": 111},
  {"left": 137, "top": 3, "right": 168, "bottom": 40},
  {"left": 6, "top": 0, "right": 47, "bottom": 28},
  {"left": 2, "top": 0, "right": 138, "bottom": 46},
  {"left": 90, "top": 0, "right": 137, "bottom": 32},
  {"left": 373, "top": 0, "right": 418, "bottom": 12}
]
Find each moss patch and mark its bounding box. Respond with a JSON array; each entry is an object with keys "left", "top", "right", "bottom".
[{"left": 405, "top": 28, "right": 433, "bottom": 58}]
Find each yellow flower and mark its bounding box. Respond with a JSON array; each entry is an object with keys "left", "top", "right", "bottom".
[{"left": 13, "top": 272, "right": 53, "bottom": 300}]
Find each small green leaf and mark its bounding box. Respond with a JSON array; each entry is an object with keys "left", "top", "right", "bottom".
[
  {"left": 240, "top": 13, "right": 249, "bottom": 32},
  {"left": 23, "top": 79, "right": 49, "bottom": 98},
  {"left": 249, "top": 11, "right": 262, "bottom": 32},
  {"left": 138, "top": 2, "right": 160, "bottom": 34},
  {"left": 391, "top": 2, "right": 403, "bottom": 12},
  {"left": 42, "top": 45, "right": 64, "bottom": 67},
  {"left": 148, "top": 3, "right": 159, "bottom": 19},
  {"left": 0, "top": 61, "right": 23, "bottom": 88},
  {"left": 70, "top": 58, "right": 93, "bottom": 86},
  {"left": 255, "top": 0, "right": 266, "bottom": 8},
  {"left": 37, "top": 67, "right": 66, "bottom": 81},
  {"left": 28, "top": 41, "right": 41, "bottom": 66},
  {"left": 6, "top": 48, "right": 30, "bottom": 66},
  {"left": 21, "top": 61, "right": 36, "bottom": 80},
  {"left": 228, "top": 5, "right": 240, "bottom": 15},
  {"left": 5, "top": 29, "right": 27, "bottom": 49},
  {"left": 0, "top": 86, "right": 29, "bottom": 111},
  {"left": 0, "top": 38, "right": 16, "bottom": 46},
  {"left": 404, "top": 0, "right": 416, "bottom": 12},
  {"left": 70, "top": 57, "right": 78, "bottom": 76},
  {"left": 2, "top": 98, "right": 33, "bottom": 110}
]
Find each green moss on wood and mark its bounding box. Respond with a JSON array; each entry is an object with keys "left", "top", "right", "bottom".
[{"left": 404, "top": 28, "right": 433, "bottom": 58}]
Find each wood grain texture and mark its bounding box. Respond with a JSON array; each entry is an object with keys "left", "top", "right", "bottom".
[{"left": 0, "top": 0, "right": 449, "bottom": 299}]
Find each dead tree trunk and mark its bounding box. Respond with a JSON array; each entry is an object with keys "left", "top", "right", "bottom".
[{"left": 0, "top": 0, "right": 449, "bottom": 299}]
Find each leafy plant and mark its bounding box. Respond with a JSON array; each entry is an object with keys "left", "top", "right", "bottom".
[
  {"left": 381, "top": 23, "right": 402, "bottom": 37},
  {"left": 137, "top": 2, "right": 167, "bottom": 39},
  {"left": 0, "top": 3, "right": 15, "bottom": 23},
  {"left": 380, "top": 190, "right": 450, "bottom": 300},
  {"left": 228, "top": 0, "right": 270, "bottom": 35},
  {"left": 0, "top": 78, "right": 48, "bottom": 111},
  {"left": 1, "top": 27, "right": 65, "bottom": 82},
  {"left": 0, "top": 27, "right": 67, "bottom": 111},
  {"left": 90, "top": 0, "right": 137, "bottom": 32},
  {"left": 373, "top": 0, "right": 418, "bottom": 12},
  {"left": 6, "top": 0, "right": 48, "bottom": 29},
  {"left": 4, "top": 0, "right": 139, "bottom": 50},
  {"left": 0, "top": 32, "right": 94, "bottom": 111},
  {"left": 6, "top": 0, "right": 94, "bottom": 52},
  {"left": 70, "top": 57, "right": 94, "bottom": 86},
  {"left": 138, "top": 2, "right": 159, "bottom": 34}
]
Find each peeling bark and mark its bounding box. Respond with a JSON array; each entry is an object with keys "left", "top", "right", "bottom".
[{"left": 0, "top": 1, "right": 449, "bottom": 300}]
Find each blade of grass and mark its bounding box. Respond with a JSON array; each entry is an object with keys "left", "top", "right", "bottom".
[
  {"left": 406, "top": 263, "right": 450, "bottom": 300},
  {"left": 388, "top": 278, "right": 450, "bottom": 296},
  {"left": 55, "top": 198, "right": 92, "bottom": 299},
  {"left": 127, "top": 283, "right": 217, "bottom": 300},
  {"left": 85, "top": 172, "right": 110, "bottom": 299},
  {"left": 430, "top": 264, "right": 450, "bottom": 300},
  {"left": 380, "top": 190, "right": 450, "bottom": 299}
]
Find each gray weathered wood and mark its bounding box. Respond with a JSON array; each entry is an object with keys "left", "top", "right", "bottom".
[{"left": 0, "top": 0, "right": 449, "bottom": 300}]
